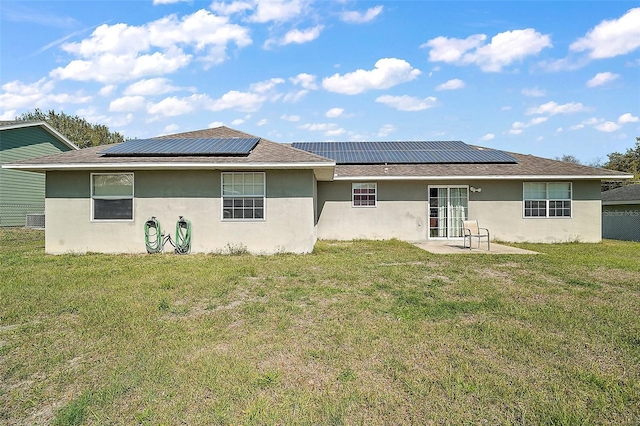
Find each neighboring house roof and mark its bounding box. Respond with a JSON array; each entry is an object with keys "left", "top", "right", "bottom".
[
  {"left": 0, "top": 121, "right": 79, "bottom": 151},
  {"left": 601, "top": 184, "right": 640, "bottom": 205},
  {"left": 1, "top": 126, "right": 336, "bottom": 180},
  {"left": 2, "top": 126, "right": 633, "bottom": 181}
]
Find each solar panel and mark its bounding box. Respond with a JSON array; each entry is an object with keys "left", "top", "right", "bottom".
[
  {"left": 291, "top": 141, "right": 517, "bottom": 164},
  {"left": 101, "top": 137, "right": 260, "bottom": 156}
]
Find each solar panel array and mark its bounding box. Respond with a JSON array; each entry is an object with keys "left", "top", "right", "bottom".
[
  {"left": 102, "top": 137, "right": 260, "bottom": 156},
  {"left": 291, "top": 141, "right": 518, "bottom": 164}
]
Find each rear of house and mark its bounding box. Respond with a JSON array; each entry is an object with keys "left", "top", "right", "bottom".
[
  {"left": 2, "top": 126, "right": 631, "bottom": 254},
  {"left": 0, "top": 121, "right": 77, "bottom": 227}
]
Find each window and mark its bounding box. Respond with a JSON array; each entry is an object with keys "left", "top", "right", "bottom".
[
  {"left": 352, "top": 182, "right": 377, "bottom": 207},
  {"left": 222, "top": 172, "right": 265, "bottom": 220},
  {"left": 91, "top": 173, "right": 133, "bottom": 220},
  {"left": 523, "top": 182, "right": 571, "bottom": 218}
]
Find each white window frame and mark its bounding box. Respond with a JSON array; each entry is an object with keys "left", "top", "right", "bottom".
[
  {"left": 352, "top": 182, "right": 377, "bottom": 208},
  {"left": 90, "top": 173, "right": 134, "bottom": 222},
  {"left": 221, "top": 172, "right": 266, "bottom": 221},
  {"left": 523, "top": 182, "right": 572, "bottom": 219}
]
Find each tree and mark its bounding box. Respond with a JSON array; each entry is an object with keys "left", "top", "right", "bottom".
[
  {"left": 603, "top": 137, "right": 640, "bottom": 177},
  {"left": 555, "top": 154, "right": 582, "bottom": 164},
  {"left": 16, "top": 109, "right": 125, "bottom": 149}
]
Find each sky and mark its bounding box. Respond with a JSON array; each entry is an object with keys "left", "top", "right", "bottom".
[{"left": 1, "top": 1, "right": 639, "bottom": 164}]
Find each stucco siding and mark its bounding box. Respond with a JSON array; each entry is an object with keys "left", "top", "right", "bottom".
[
  {"left": 45, "top": 169, "right": 316, "bottom": 254},
  {"left": 317, "top": 180, "right": 428, "bottom": 240},
  {"left": 317, "top": 179, "right": 603, "bottom": 243},
  {"left": 468, "top": 180, "right": 602, "bottom": 243}
]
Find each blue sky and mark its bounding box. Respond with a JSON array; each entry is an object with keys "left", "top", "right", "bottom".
[{"left": 1, "top": 1, "right": 638, "bottom": 163}]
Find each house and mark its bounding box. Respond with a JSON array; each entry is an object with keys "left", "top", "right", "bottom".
[
  {"left": 2, "top": 126, "right": 632, "bottom": 254},
  {"left": 601, "top": 184, "right": 640, "bottom": 241},
  {"left": 0, "top": 121, "right": 78, "bottom": 227}
]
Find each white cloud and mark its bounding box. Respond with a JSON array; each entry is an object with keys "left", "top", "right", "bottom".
[
  {"left": 423, "top": 34, "right": 486, "bottom": 63},
  {"left": 507, "top": 116, "right": 548, "bottom": 134},
  {"left": 290, "top": 73, "right": 318, "bottom": 90},
  {"left": 326, "top": 128, "right": 345, "bottom": 137},
  {"left": 480, "top": 133, "right": 495, "bottom": 141},
  {"left": 0, "top": 110, "right": 17, "bottom": 120},
  {"left": 162, "top": 123, "right": 180, "bottom": 134},
  {"left": 322, "top": 58, "right": 421, "bottom": 95},
  {"left": 210, "top": 1, "right": 253, "bottom": 16},
  {"left": 299, "top": 123, "right": 335, "bottom": 131},
  {"left": 378, "top": 124, "right": 396, "bottom": 137},
  {"left": 250, "top": 78, "right": 285, "bottom": 93},
  {"left": 250, "top": 0, "right": 303, "bottom": 23},
  {"left": 124, "top": 78, "right": 182, "bottom": 96},
  {"left": 423, "top": 29, "right": 552, "bottom": 72},
  {"left": 256, "top": 118, "right": 268, "bottom": 126},
  {"left": 340, "top": 5, "right": 383, "bottom": 24},
  {"left": 325, "top": 107, "right": 344, "bottom": 118},
  {"left": 280, "top": 25, "right": 323, "bottom": 45},
  {"left": 231, "top": 118, "right": 245, "bottom": 125},
  {"left": 596, "top": 121, "right": 621, "bottom": 132},
  {"left": 586, "top": 72, "right": 620, "bottom": 88},
  {"left": 99, "top": 85, "right": 117, "bottom": 96},
  {"left": 0, "top": 78, "right": 92, "bottom": 109},
  {"left": 109, "top": 95, "right": 145, "bottom": 112},
  {"left": 209, "top": 121, "right": 225, "bottom": 128},
  {"left": 147, "top": 95, "right": 199, "bottom": 116},
  {"left": 570, "top": 8, "right": 640, "bottom": 59},
  {"left": 435, "top": 78, "right": 465, "bottom": 91},
  {"left": 618, "top": 113, "right": 639, "bottom": 124},
  {"left": 299, "top": 122, "right": 344, "bottom": 137},
  {"left": 521, "top": 87, "right": 546, "bottom": 97},
  {"left": 50, "top": 10, "right": 251, "bottom": 83},
  {"left": 375, "top": 95, "right": 437, "bottom": 111},
  {"left": 526, "top": 101, "right": 587, "bottom": 115},
  {"left": 280, "top": 114, "right": 300, "bottom": 122},
  {"left": 209, "top": 90, "right": 265, "bottom": 112},
  {"left": 282, "top": 89, "right": 308, "bottom": 103}
]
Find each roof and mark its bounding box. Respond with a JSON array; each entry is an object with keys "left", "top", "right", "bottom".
[
  {"left": 0, "top": 121, "right": 79, "bottom": 151},
  {"left": 2, "top": 126, "right": 633, "bottom": 181},
  {"left": 331, "top": 150, "right": 632, "bottom": 180},
  {"left": 601, "top": 184, "right": 640, "bottom": 205},
  {"left": 291, "top": 141, "right": 518, "bottom": 164},
  {"left": 1, "top": 126, "right": 335, "bottom": 180}
]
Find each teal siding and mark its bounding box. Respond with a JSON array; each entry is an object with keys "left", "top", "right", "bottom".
[{"left": 0, "top": 126, "right": 73, "bottom": 226}]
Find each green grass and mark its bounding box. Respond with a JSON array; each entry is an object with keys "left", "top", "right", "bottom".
[{"left": 1, "top": 229, "right": 639, "bottom": 425}]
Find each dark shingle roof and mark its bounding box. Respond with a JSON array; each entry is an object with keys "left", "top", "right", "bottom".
[
  {"left": 601, "top": 184, "right": 640, "bottom": 203},
  {"left": 2, "top": 126, "right": 633, "bottom": 180},
  {"left": 333, "top": 151, "right": 630, "bottom": 179},
  {"left": 3, "top": 126, "right": 332, "bottom": 168}
]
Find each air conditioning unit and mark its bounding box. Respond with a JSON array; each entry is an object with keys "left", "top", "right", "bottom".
[{"left": 26, "top": 214, "right": 45, "bottom": 228}]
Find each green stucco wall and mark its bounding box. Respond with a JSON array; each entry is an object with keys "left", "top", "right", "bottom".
[{"left": 0, "top": 126, "right": 72, "bottom": 226}]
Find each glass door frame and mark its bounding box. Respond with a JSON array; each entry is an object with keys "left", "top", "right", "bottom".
[{"left": 428, "top": 185, "right": 469, "bottom": 239}]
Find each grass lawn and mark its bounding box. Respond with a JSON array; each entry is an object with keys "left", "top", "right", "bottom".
[{"left": 1, "top": 229, "right": 639, "bottom": 425}]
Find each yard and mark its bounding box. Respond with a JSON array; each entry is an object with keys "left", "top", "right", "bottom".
[{"left": 1, "top": 229, "right": 639, "bottom": 425}]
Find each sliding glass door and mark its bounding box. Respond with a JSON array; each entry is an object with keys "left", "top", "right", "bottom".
[{"left": 428, "top": 186, "right": 468, "bottom": 238}]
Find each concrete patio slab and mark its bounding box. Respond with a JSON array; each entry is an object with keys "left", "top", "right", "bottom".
[{"left": 412, "top": 240, "right": 538, "bottom": 254}]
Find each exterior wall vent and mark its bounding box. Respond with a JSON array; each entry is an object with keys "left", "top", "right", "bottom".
[{"left": 26, "top": 213, "right": 45, "bottom": 229}]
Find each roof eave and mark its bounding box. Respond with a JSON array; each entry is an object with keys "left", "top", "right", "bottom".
[
  {"left": 1, "top": 161, "right": 337, "bottom": 180},
  {"left": 602, "top": 200, "right": 640, "bottom": 206},
  {"left": 333, "top": 174, "right": 634, "bottom": 181}
]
